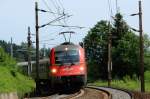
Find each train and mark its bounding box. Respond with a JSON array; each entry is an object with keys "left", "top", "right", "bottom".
[
  {"left": 50, "top": 42, "right": 87, "bottom": 88},
  {"left": 18, "top": 41, "right": 87, "bottom": 93}
]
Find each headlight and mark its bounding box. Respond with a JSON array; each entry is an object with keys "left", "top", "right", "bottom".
[
  {"left": 80, "top": 67, "right": 84, "bottom": 71},
  {"left": 51, "top": 68, "right": 57, "bottom": 73}
]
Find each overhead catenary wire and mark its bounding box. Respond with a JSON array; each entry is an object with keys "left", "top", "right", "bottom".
[
  {"left": 45, "top": 0, "right": 80, "bottom": 30},
  {"left": 54, "top": 0, "right": 62, "bottom": 14},
  {"left": 116, "top": 0, "right": 118, "bottom": 13},
  {"left": 56, "top": 0, "right": 69, "bottom": 28},
  {"left": 107, "top": 0, "right": 113, "bottom": 18},
  {"left": 42, "top": 0, "right": 71, "bottom": 27},
  {"left": 38, "top": 8, "right": 63, "bottom": 15},
  {"left": 51, "top": 0, "right": 60, "bottom": 13},
  {"left": 50, "top": 0, "right": 71, "bottom": 30},
  {"left": 42, "top": 0, "right": 85, "bottom": 30},
  {"left": 42, "top": 0, "right": 56, "bottom": 16},
  {"left": 41, "top": 27, "right": 64, "bottom": 38},
  {"left": 40, "top": 32, "right": 61, "bottom": 43},
  {"left": 40, "top": 0, "right": 68, "bottom": 45},
  {"left": 39, "top": 43, "right": 57, "bottom": 45},
  {"left": 39, "top": 38, "right": 55, "bottom": 42},
  {"left": 107, "top": 0, "right": 114, "bottom": 25},
  {"left": 58, "top": 0, "right": 65, "bottom": 11},
  {"left": 39, "top": 14, "right": 72, "bottom": 28},
  {"left": 46, "top": 24, "right": 85, "bottom": 29},
  {"left": 40, "top": 0, "right": 86, "bottom": 45}
]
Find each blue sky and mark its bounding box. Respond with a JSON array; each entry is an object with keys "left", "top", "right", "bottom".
[{"left": 0, "top": 0, "right": 149, "bottom": 48}]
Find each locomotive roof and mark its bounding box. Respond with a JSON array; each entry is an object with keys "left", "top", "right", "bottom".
[{"left": 54, "top": 42, "right": 80, "bottom": 51}]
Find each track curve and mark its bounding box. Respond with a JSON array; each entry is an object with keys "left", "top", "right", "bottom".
[
  {"left": 25, "top": 88, "right": 110, "bottom": 99},
  {"left": 88, "top": 86, "right": 132, "bottom": 99}
]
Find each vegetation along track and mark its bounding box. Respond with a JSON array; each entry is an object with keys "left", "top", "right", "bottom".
[
  {"left": 88, "top": 86, "right": 133, "bottom": 99},
  {"left": 24, "top": 87, "right": 110, "bottom": 99}
]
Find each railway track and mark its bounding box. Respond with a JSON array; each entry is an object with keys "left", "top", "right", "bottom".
[
  {"left": 25, "top": 86, "right": 132, "bottom": 99},
  {"left": 24, "top": 87, "right": 110, "bottom": 99},
  {"left": 88, "top": 86, "right": 133, "bottom": 99}
]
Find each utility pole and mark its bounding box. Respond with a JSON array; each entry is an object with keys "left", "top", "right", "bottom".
[
  {"left": 108, "top": 22, "right": 112, "bottom": 87},
  {"left": 139, "top": 0, "right": 145, "bottom": 92},
  {"left": 131, "top": 0, "right": 144, "bottom": 92},
  {"left": 35, "top": 2, "right": 39, "bottom": 80},
  {"left": 10, "top": 37, "right": 13, "bottom": 58},
  {"left": 27, "top": 27, "right": 32, "bottom": 76}
]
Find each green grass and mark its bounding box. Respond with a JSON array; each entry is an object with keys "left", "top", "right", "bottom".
[
  {"left": 0, "top": 48, "right": 36, "bottom": 96},
  {"left": 90, "top": 71, "right": 150, "bottom": 92},
  {"left": 0, "top": 66, "right": 35, "bottom": 95}
]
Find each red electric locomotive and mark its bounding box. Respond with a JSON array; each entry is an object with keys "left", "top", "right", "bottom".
[{"left": 49, "top": 42, "right": 87, "bottom": 88}]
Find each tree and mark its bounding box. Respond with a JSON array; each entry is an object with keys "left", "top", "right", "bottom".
[
  {"left": 84, "top": 20, "right": 110, "bottom": 80},
  {"left": 84, "top": 13, "right": 150, "bottom": 80},
  {"left": 112, "top": 13, "right": 129, "bottom": 46},
  {"left": 143, "top": 34, "right": 150, "bottom": 71},
  {"left": 0, "top": 40, "right": 36, "bottom": 62},
  {"left": 112, "top": 31, "right": 140, "bottom": 78}
]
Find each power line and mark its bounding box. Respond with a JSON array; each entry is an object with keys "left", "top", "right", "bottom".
[
  {"left": 42, "top": 0, "right": 83, "bottom": 31},
  {"left": 39, "top": 14, "right": 72, "bottom": 28},
  {"left": 40, "top": 33, "right": 61, "bottom": 43},
  {"left": 54, "top": 0, "right": 67, "bottom": 28},
  {"left": 42, "top": 0, "right": 54, "bottom": 15},
  {"left": 58, "top": 0, "right": 65, "bottom": 10},
  {"left": 115, "top": 0, "right": 120, "bottom": 13},
  {"left": 39, "top": 43, "right": 56, "bottom": 45},
  {"left": 42, "top": 0, "right": 69, "bottom": 27},
  {"left": 50, "top": 0, "right": 69, "bottom": 26},
  {"left": 55, "top": 0, "right": 62, "bottom": 14},
  {"left": 41, "top": 27, "right": 64, "bottom": 38},
  {"left": 39, "top": 38, "right": 55, "bottom": 42},
  {"left": 42, "top": 0, "right": 62, "bottom": 16},
  {"left": 107, "top": 0, "right": 113, "bottom": 18},
  {"left": 116, "top": 0, "right": 118, "bottom": 13},
  {"left": 56, "top": 0, "right": 71, "bottom": 30},
  {"left": 46, "top": 24, "right": 85, "bottom": 29},
  {"left": 51, "top": 0, "right": 60, "bottom": 14}
]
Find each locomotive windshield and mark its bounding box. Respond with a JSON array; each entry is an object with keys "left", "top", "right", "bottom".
[{"left": 55, "top": 50, "right": 79, "bottom": 65}]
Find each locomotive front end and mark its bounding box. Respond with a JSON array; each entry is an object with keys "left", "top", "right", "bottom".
[{"left": 50, "top": 42, "right": 87, "bottom": 88}]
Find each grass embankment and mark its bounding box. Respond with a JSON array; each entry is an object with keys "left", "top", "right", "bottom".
[
  {"left": 0, "top": 48, "right": 35, "bottom": 96},
  {"left": 0, "top": 66, "right": 35, "bottom": 95},
  {"left": 90, "top": 71, "right": 150, "bottom": 92}
]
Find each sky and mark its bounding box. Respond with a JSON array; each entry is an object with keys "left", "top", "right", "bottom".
[{"left": 0, "top": 0, "right": 149, "bottom": 48}]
